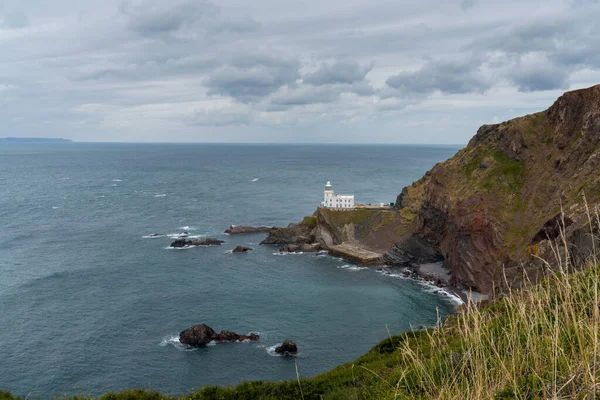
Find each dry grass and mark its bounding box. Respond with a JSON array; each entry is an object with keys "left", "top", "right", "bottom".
[{"left": 389, "top": 203, "right": 600, "bottom": 399}]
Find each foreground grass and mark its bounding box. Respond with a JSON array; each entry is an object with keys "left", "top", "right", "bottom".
[{"left": 3, "top": 261, "right": 600, "bottom": 399}]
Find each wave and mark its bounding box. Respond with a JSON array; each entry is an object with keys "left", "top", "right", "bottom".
[
  {"left": 266, "top": 343, "right": 297, "bottom": 357},
  {"left": 273, "top": 251, "right": 305, "bottom": 256},
  {"left": 154, "top": 194, "right": 166, "bottom": 197},
  {"left": 159, "top": 335, "right": 194, "bottom": 351},
  {"left": 178, "top": 226, "right": 197, "bottom": 231},
  {"left": 337, "top": 264, "right": 368, "bottom": 271},
  {"left": 377, "top": 268, "right": 464, "bottom": 305},
  {"left": 142, "top": 234, "right": 166, "bottom": 239},
  {"left": 111, "top": 179, "right": 122, "bottom": 182},
  {"left": 52, "top": 206, "right": 60, "bottom": 210},
  {"left": 251, "top": 178, "right": 259, "bottom": 182}
]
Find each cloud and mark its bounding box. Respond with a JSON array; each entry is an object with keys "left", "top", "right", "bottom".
[
  {"left": 506, "top": 53, "right": 570, "bottom": 92},
  {"left": 120, "top": 0, "right": 259, "bottom": 38},
  {"left": 120, "top": 0, "right": 214, "bottom": 36},
  {"left": 0, "top": 8, "right": 28, "bottom": 29},
  {"left": 205, "top": 54, "right": 300, "bottom": 103},
  {"left": 460, "top": 0, "right": 477, "bottom": 11},
  {"left": 2, "top": 0, "right": 600, "bottom": 143},
  {"left": 268, "top": 85, "right": 341, "bottom": 108},
  {"left": 385, "top": 60, "right": 491, "bottom": 96},
  {"left": 303, "top": 60, "right": 372, "bottom": 86}
]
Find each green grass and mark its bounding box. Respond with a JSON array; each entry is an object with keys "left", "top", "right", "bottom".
[{"left": 300, "top": 216, "right": 317, "bottom": 228}]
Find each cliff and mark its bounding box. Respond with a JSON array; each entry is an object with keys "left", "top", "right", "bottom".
[
  {"left": 264, "top": 85, "right": 600, "bottom": 294},
  {"left": 390, "top": 84, "right": 600, "bottom": 293}
]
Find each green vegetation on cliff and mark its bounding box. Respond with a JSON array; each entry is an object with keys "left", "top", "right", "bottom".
[{"left": 4, "top": 256, "right": 599, "bottom": 399}]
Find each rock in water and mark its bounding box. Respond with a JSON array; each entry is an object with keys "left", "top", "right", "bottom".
[
  {"left": 179, "top": 324, "right": 217, "bottom": 346},
  {"left": 275, "top": 340, "right": 298, "bottom": 354},
  {"left": 232, "top": 245, "right": 253, "bottom": 253},
  {"left": 225, "top": 225, "right": 275, "bottom": 234},
  {"left": 179, "top": 324, "right": 260, "bottom": 347},
  {"left": 170, "top": 238, "right": 224, "bottom": 248}
]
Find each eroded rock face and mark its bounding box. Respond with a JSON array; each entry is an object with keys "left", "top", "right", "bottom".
[
  {"left": 275, "top": 340, "right": 297, "bottom": 354},
  {"left": 260, "top": 223, "right": 315, "bottom": 245},
  {"left": 179, "top": 324, "right": 259, "bottom": 347},
  {"left": 225, "top": 225, "right": 275, "bottom": 234},
  {"left": 388, "top": 84, "right": 600, "bottom": 294},
  {"left": 278, "top": 243, "right": 321, "bottom": 253},
  {"left": 170, "top": 238, "right": 224, "bottom": 248}
]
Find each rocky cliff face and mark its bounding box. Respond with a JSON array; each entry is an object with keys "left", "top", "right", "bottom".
[{"left": 391, "top": 85, "right": 600, "bottom": 293}]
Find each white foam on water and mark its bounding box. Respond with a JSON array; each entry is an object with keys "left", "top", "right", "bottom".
[
  {"left": 376, "top": 269, "right": 409, "bottom": 279},
  {"left": 206, "top": 340, "right": 217, "bottom": 347},
  {"left": 178, "top": 226, "right": 197, "bottom": 231},
  {"left": 337, "top": 264, "right": 367, "bottom": 271},
  {"left": 266, "top": 344, "right": 282, "bottom": 356},
  {"left": 266, "top": 343, "right": 298, "bottom": 357},
  {"left": 112, "top": 179, "right": 122, "bottom": 182},
  {"left": 142, "top": 234, "right": 166, "bottom": 239},
  {"left": 251, "top": 178, "right": 259, "bottom": 182},
  {"left": 377, "top": 269, "right": 464, "bottom": 306},
  {"left": 159, "top": 335, "right": 193, "bottom": 351},
  {"left": 110, "top": 184, "right": 117, "bottom": 187},
  {"left": 272, "top": 251, "right": 305, "bottom": 256},
  {"left": 52, "top": 206, "right": 59, "bottom": 210},
  {"left": 154, "top": 194, "right": 166, "bottom": 197}
]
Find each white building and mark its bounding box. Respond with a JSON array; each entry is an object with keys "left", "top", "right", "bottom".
[{"left": 322, "top": 181, "right": 355, "bottom": 209}]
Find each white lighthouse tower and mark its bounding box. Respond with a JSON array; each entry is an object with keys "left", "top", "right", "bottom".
[{"left": 321, "top": 181, "right": 354, "bottom": 209}]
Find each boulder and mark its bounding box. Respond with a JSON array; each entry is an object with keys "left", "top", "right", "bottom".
[
  {"left": 232, "top": 245, "right": 253, "bottom": 253},
  {"left": 170, "top": 238, "right": 224, "bottom": 248},
  {"left": 179, "top": 324, "right": 260, "bottom": 347},
  {"left": 275, "top": 340, "right": 298, "bottom": 355},
  {"left": 179, "top": 324, "right": 217, "bottom": 346},
  {"left": 225, "top": 225, "right": 275, "bottom": 234}
]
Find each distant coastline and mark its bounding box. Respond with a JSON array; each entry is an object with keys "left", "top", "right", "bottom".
[{"left": 0, "top": 137, "right": 73, "bottom": 144}]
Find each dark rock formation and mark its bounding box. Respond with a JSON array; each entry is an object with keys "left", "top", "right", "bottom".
[
  {"left": 232, "top": 245, "right": 253, "bottom": 253},
  {"left": 170, "top": 238, "right": 224, "bottom": 248},
  {"left": 275, "top": 340, "right": 298, "bottom": 355},
  {"left": 388, "top": 84, "right": 600, "bottom": 293},
  {"left": 260, "top": 223, "right": 315, "bottom": 245},
  {"left": 225, "top": 225, "right": 276, "bottom": 234},
  {"left": 179, "top": 324, "right": 259, "bottom": 347},
  {"left": 278, "top": 243, "right": 321, "bottom": 253}
]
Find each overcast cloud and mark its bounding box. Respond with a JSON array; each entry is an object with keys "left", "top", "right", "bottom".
[{"left": 1, "top": 0, "right": 599, "bottom": 143}]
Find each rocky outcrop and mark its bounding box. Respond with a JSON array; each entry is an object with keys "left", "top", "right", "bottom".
[
  {"left": 232, "top": 245, "right": 252, "bottom": 253},
  {"left": 388, "top": 84, "right": 600, "bottom": 294},
  {"left": 261, "top": 209, "right": 404, "bottom": 263},
  {"left": 225, "top": 225, "right": 275, "bottom": 234},
  {"left": 170, "top": 238, "right": 224, "bottom": 248},
  {"left": 275, "top": 340, "right": 298, "bottom": 355},
  {"left": 260, "top": 222, "right": 315, "bottom": 245},
  {"left": 279, "top": 243, "right": 321, "bottom": 253},
  {"left": 179, "top": 324, "right": 259, "bottom": 347}
]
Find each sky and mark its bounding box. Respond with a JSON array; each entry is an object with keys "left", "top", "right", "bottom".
[{"left": 1, "top": 0, "right": 599, "bottom": 144}]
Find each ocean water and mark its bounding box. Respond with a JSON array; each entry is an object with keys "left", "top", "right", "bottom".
[{"left": 0, "top": 143, "right": 461, "bottom": 397}]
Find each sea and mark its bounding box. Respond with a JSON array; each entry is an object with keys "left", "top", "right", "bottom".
[{"left": 0, "top": 143, "right": 462, "bottom": 398}]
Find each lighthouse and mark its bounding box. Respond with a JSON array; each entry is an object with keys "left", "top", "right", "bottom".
[{"left": 321, "top": 181, "right": 355, "bottom": 209}]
